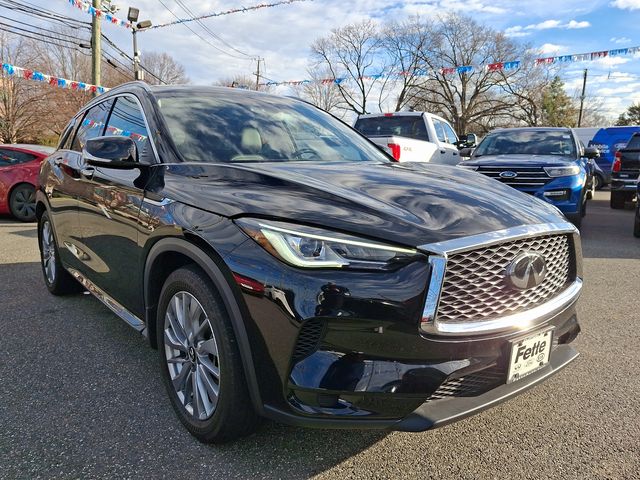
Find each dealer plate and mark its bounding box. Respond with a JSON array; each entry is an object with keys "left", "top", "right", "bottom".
[{"left": 507, "top": 328, "right": 553, "bottom": 384}]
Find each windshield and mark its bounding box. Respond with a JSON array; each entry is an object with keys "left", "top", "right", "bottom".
[
  {"left": 625, "top": 134, "right": 640, "bottom": 150},
  {"left": 154, "top": 90, "right": 390, "bottom": 164},
  {"left": 354, "top": 116, "right": 429, "bottom": 141},
  {"left": 474, "top": 130, "right": 577, "bottom": 158}
]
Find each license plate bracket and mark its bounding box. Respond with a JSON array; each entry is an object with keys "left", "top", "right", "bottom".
[{"left": 507, "top": 327, "right": 554, "bottom": 384}]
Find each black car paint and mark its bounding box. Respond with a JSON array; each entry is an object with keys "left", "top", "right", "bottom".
[{"left": 37, "top": 83, "right": 580, "bottom": 430}]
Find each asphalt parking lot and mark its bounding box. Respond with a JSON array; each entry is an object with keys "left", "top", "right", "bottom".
[{"left": 0, "top": 190, "right": 639, "bottom": 479}]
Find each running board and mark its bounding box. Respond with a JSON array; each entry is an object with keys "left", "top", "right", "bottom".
[{"left": 68, "top": 268, "right": 147, "bottom": 336}]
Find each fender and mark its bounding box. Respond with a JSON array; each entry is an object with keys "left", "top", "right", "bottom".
[{"left": 143, "top": 237, "right": 264, "bottom": 414}]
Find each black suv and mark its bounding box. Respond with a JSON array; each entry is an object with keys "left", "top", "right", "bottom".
[
  {"left": 611, "top": 132, "right": 640, "bottom": 209},
  {"left": 37, "top": 83, "right": 582, "bottom": 443}
]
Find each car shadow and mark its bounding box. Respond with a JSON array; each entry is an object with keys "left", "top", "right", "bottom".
[{"left": 1, "top": 260, "right": 388, "bottom": 479}]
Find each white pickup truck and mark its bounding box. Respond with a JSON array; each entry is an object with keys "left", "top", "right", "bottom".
[{"left": 353, "top": 112, "right": 461, "bottom": 165}]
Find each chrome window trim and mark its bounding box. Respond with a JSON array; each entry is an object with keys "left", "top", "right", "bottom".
[{"left": 419, "top": 222, "right": 583, "bottom": 336}]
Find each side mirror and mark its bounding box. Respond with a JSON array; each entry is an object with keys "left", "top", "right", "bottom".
[
  {"left": 459, "top": 147, "right": 474, "bottom": 158},
  {"left": 83, "top": 136, "right": 140, "bottom": 169},
  {"left": 584, "top": 146, "right": 600, "bottom": 159},
  {"left": 464, "top": 133, "right": 478, "bottom": 147}
]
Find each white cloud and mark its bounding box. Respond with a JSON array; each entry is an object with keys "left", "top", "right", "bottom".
[
  {"left": 539, "top": 43, "right": 566, "bottom": 54},
  {"left": 610, "top": 0, "right": 640, "bottom": 10},
  {"left": 505, "top": 18, "right": 590, "bottom": 36},
  {"left": 610, "top": 36, "right": 632, "bottom": 44}
]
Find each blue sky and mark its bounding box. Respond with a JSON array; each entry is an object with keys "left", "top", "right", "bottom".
[{"left": 7, "top": 0, "right": 640, "bottom": 119}]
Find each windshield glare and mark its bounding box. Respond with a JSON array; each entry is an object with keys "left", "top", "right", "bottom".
[
  {"left": 154, "top": 91, "right": 389, "bottom": 164},
  {"left": 474, "top": 130, "right": 576, "bottom": 157}
]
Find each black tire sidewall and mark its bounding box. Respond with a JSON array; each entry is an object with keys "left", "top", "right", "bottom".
[
  {"left": 156, "top": 266, "right": 253, "bottom": 442},
  {"left": 10, "top": 184, "right": 36, "bottom": 222}
]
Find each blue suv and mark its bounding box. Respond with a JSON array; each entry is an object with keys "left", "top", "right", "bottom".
[{"left": 460, "top": 127, "right": 597, "bottom": 228}]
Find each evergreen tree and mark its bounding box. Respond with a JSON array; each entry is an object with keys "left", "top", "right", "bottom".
[
  {"left": 615, "top": 103, "right": 640, "bottom": 126},
  {"left": 541, "top": 76, "right": 577, "bottom": 127}
]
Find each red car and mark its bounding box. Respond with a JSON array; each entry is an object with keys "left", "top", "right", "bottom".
[{"left": 0, "top": 144, "right": 55, "bottom": 221}]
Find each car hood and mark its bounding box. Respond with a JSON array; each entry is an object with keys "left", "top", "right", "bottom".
[
  {"left": 159, "top": 161, "right": 566, "bottom": 247},
  {"left": 464, "top": 154, "right": 576, "bottom": 167}
]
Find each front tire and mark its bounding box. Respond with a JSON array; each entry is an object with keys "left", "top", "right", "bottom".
[
  {"left": 9, "top": 184, "right": 36, "bottom": 222},
  {"left": 157, "top": 265, "right": 258, "bottom": 443},
  {"left": 38, "top": 212, "right": 82, "bottom": 295}
]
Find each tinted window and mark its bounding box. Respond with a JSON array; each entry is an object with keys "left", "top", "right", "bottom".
[
  {"left": 71, "top": 100, "right": 113, "bottom": 151},
  {"left": 354, "top": 116, "right": 429, "bottom": 141},
  {"left": 474, "top": 130, "right": 577, "bottom": 157},
  {"left": 625, "top": 134, "right": 640, "bottom": 150},
  {"left": 442, "top": 122, "right": 458, "bottom": 144},
  {"left": 59, "top": 118, "right": 77, "bottom": 150},
  {"left": 433, "top": 119, "right": 447, "bottom": 143},
  {"left": 0, "top": 149, "right": 37, "bottom": 167},
  {"left": 156, "top": 91, "right": 389, "bottom": 164},
  {"left": 104, "top": 96, "right": 152, "bottom": 162}
]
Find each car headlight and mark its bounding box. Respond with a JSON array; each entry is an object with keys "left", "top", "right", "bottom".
[
  {"left": 236, "top": 218, "right": 419, "bottom": 270},
  {"left": 544, "top": 165, "right": 580, "bottom": 177},
  {"left": 458, "top": 165, "right": 478, "bottom": 171}
]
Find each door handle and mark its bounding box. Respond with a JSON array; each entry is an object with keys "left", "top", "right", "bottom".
[
  {"left": 452, "top": 152, "right": 458, "bottom": 156},
  {"left": 440, "top": 150, "right": 446, "bottom": 154},
  {"left": 53, "top": 157, "right": 63, "bottom": 166},
  {"left": 80, "top": 167, "right": 95, "bottom": 178}
]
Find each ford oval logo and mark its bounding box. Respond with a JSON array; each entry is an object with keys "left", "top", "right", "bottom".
[
  {"left": 505, "top": 252, "right": 547, "bottom": 290},
  {"left": 500, "top": 171, "right": 518, "bottom": 178}
]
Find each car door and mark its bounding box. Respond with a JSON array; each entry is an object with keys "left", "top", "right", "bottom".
[
  {"left": 47, "top": 102, "right": 112, "bottom": 271},
  {"left": 432, "top": 118, "right": 460, "bottom": 165},
  {"left": 75, "top": 94, "right": 154, "bottom": 316}
]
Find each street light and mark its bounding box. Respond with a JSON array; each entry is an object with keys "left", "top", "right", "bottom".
[{"left": 128, "top": 7, "right": 152, "bottom": 81}]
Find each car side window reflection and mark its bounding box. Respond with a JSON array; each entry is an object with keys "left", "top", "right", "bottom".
[
  {"left": 71, "top": 100, "right": 113, "bottom": 152},
  {"left": 433, "top": 120, "right": 447, "bottom": 143},
  {"left": 104, "top": 96, "right": 152, "bottom": 163},
  {"left": 0, "top": 149, "right": 37, "bottom": 167}
]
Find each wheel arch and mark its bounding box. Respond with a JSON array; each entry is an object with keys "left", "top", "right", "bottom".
[{"left": 143, "top": 236, "right": 264, "bottom": 414}]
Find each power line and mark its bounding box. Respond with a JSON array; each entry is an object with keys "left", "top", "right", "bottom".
[
  {"left": 0, "top": 0, "right": 90, "bottom": 29},
  {"left": 101, "top": 32, "right": 167, "bottom": 84},
  {"left": 155, "top": 0, "right": 255, "bottom": 61},
  {"left": 172, "top": 0, "right": 255, "bottom": 59}
]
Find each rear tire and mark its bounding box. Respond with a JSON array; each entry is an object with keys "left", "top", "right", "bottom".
[
  {"left": 634, "top": 205, "right": 640, "bottom": 238},
  {"left": 9, "top": 184, "right": 36, "bottom": 222},
  {"left": 594, "top": 174, "right": 604, "bottom": 191},
  {"left": 38, "top": 211, "right": 82, "bottom": 295},
  {"left": 610, "top": 191, "right": 626, "bottom": 209},
  {"left": 157, "top": 265, "right": 258, "bottom": 443}
]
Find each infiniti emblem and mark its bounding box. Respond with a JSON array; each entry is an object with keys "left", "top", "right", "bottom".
[
  {"left": 500, "top": 171, "right": 518, "bottom": 178},
  {"left": 505, "top": 251, "right": 547, "bottom": 290}
]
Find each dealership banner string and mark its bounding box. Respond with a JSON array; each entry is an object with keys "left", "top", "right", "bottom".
[
  {"left": 66, "top": 0, "right": 132, "bottom": 28},
  {"left": 1, "top": 62, "right": 108, "bottom": 94},
  {"left": 265, "top": 45, "right": 640, "bottom": 87},
  {"left": 150, "top": 0, "right": 313, "bottom": 29}
]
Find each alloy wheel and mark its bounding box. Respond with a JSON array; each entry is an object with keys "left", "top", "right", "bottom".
[
  {"left": 11, "top": 186, "right": 36, "bottom": 221},
  {"left": 164, "top": 291, "right": 221, "bottom": 420},
  {"left": 41, "top": 220, "right": 56, "bottom": 285}
]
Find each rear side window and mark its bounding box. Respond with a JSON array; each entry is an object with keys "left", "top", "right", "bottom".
[
  {"left": 58, "top": 118, "right": 77, "bottom": 150},
  {"left": 0, "top": 149, "right": 37, "bottom": 167},
  {"left": 354, "top": 116, "right": 429, "bottom": 141},
  {"left": 433, "top": 119, "right": 447, "bottom": 143},
  {"left": 103, "top": 96, "right": 152, "bottom": 162},
  {"left": 625, "top": 134, "right": 640, "bottom": 150},
  {"left": 441, "top": 122, "right": 458, "bottom": 144},
  {"left": 71, "top": 100, "right": 113, "bottom": 152}
]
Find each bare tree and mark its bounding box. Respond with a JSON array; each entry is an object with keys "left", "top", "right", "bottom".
[
  {"left": 311, "top": 20, "right": 386, "bottom": 114},
  {"left": 408, "top": 14, "right": 539, "bottom": 134},
  {"left": 214, "top": 74, "right": 273, "bottom": 92},
  {"left": 140, "top": 52, "right": 189, "bottom": 85},
  {"left": 0, "top": 33, "right": 59, "bottom": 143},
  {"left": 291, "top": 67, "right": 345, "bottom": 116}
]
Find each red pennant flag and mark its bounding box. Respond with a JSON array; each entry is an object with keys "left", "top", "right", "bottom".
[
  {"left": 90, "top": 85, "right": 97, "bottom": 93},
  {"left": 49, "top": 77, "right": 58, "bottom": 86},
  {"left": 23, "top": 69, "right": 33, "bottom": 79},
  {"left": 488, "top": 62, "right": 504, "bottom": 71},
  {"left": 71, "top": 81, "right": 79, "bottom": 90}
]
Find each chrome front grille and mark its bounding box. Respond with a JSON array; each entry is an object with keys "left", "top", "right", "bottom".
[
  {"left": 477, "top": 166, "right": 551, "bottom": 189},
  {"left": 436, "top": 234, "right": 572, "bottom": 323}
]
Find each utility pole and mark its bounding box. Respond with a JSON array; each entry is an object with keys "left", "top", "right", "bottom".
[
  {"left": 254, "top": 57, "right": 262, "bottom": 91},
  {"left": 91, "top": 0, "right": 102, "bottom": 92},
  {"left": 577, "top": 68, "right": 588, "bottom": 127}
]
